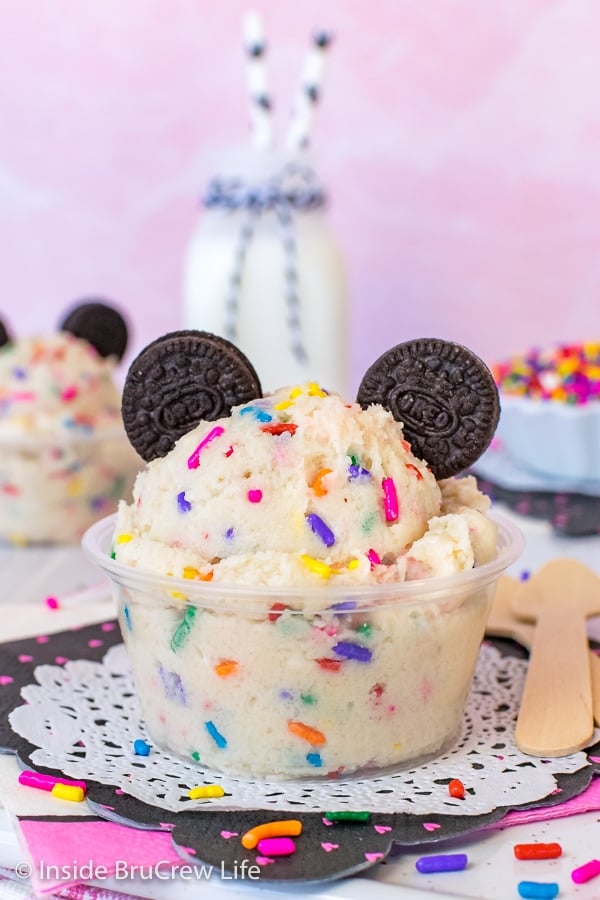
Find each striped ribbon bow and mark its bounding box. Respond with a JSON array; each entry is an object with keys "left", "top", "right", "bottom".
[{"left": 202, "top": 163, "right": 326, "bottom": 364}]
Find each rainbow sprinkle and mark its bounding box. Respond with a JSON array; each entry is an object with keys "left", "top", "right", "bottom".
[
  {"left": 187, "top": 426, "right": 225, "bottom": 469},
  {"left": 205, "top": 720, "right": 227, "bottom": 749},
  {"left": 171, "top": 607, "right": 197, "bottom": 651},
  {"left": 382, "top": 477, "right": 399, "bottom": 522},
  {"left": 188, "top": 784, "right": 225, "bottom": 800},
  {"left": 300, "top": 555, "right": 332, "bottom": 579},
  {"left": 287, "top": 721, "right": 326, "bottom": 746},
  {"left": 366, "top": 549, "right": 381, "bottom": 567},
  {"left": 494, "top": 342, "right": 600, "bottom": 404},
  {"left": 177, "top": 491, "right": 192, "bottom": 512},
  {"left": 332, "top": 641, "right": 372, "bottom": 663},
  {"left": 306, "top": 752, "right": 322, "bottom": 767},
  {"left": 306, "top": 513, "right": 335, "bottom": 547},
  {"left": 240, "top": 405, "right": 272, "bottom": 423}
]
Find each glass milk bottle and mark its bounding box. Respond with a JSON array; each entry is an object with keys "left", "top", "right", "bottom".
[{"left": 183, "top": 148, "right": 348, "bottom": 395}]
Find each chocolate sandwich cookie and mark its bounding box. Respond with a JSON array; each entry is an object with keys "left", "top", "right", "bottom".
[
  {"left": 357, "top": 338, "right": 500, "bottom": 479},
  {"left": 0, "top": 319, "right": 11, "bottom": 349},
  {"left": 122, "top": 330, "right": 263, "bottom": 461},
  {"left": 60, "top": 300, "right": 129, "bottom": 361}
]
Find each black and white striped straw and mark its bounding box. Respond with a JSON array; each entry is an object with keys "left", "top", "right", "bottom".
[
  {"left": 242, "top": 11, "right": 273, "bottom": 150},
  {"left": 285, "top": 30, "right": 333, "bottom": 151}
]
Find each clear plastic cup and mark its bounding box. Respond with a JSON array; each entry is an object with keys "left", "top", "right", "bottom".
[{"left": 83, "top": 512, "right": 523, "bottom": 779}]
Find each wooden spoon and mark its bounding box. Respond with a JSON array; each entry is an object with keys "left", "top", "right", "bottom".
[
  {"left": 486, "top": 575, "right": 535, "bottom": 647},
  {"left": 509, "top": 559, "right": 600, "bottom": 757},
  {"left": 486, "top": 575, "right": 600, "bottom": 727}
]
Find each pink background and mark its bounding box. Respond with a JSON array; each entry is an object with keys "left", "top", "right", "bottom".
[{"left": 1, "top": 0, "right": 599, "bottom": 391}]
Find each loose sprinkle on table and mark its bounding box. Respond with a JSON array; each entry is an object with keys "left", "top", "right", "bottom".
[
  {"left": 416, "top": 853, "right": 468, "bottom": 874},
  {"left": 19, "top": 771, "right": 87, "bottom": 792},
  {"left": 571, "top": 859, "right": 600, "bottom": 884},
  {"left": 133, "top": 739, "right": 151, "bottom": 756},
  {"left": 188, "top": 785, "right": 225, "bottom": 800},
  {"left": 517, "top": 882, "right": 559, "bottom": 899},
  {"left": 256, "top": 837, "right": 296, "bottom": 857},
  {"left": 51, "top": 783, "right": 85, "bottom": 803},
  {"left": 241, "top": 820, "right": 302, "bottom": 850},
  {"left": 324, "top": 811, "right": 371, "bottom": 823},
  {"left": 514, "top": 843, "right": 562, "bottom": 860},
  {"left": 448, "top": 778, "right": 465, "bottom": 799}
]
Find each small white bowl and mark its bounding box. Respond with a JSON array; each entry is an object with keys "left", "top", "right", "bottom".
[{"left": 497, "top": 394, "right": 600, "bottom": 483}]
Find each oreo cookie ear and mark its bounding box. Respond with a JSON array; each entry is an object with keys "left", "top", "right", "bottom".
[
  {"left": 60, "top": 300, "right": 129, "bottom": 361},
  {"left": 0, "top": 318, "right": 12, "bottom": 349},
  {"left": 121, "top": 330, "right": 263, "bottom": 462},
  {"left": 356, "top": 338, "right": 500, "bottom": 480}
]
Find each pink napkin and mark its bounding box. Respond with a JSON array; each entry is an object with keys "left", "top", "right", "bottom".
[
  {"left": 483, "top": 772, "right": 600, "bottom": 831},
  {"left": 17, "top": 818, "right": 186, "bottom": 894}
]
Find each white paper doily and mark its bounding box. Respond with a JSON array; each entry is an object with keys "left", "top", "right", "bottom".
[{"left": 9, "top": 642, "right": 596, "bottom": 816}]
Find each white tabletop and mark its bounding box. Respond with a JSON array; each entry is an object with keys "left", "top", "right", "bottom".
[{"left": 1, "top": 504, "right": 600, "bottom": 899}]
